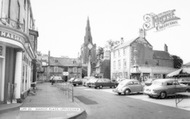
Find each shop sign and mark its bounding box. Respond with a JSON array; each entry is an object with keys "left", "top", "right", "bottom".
[
  {"left": 143, "top": 9, "right": 180, "bottom": 31},
  {"left": 0, "top": 30, "right": 25, "bottom": 45},
  {"left": 0, "top": 46, "right": 2, "bottom": 56},
  {"left": 63, "top": 72, "right": 69, "bottom": 76}
]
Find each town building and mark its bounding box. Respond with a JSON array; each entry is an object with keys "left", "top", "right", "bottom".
[
  {"left": 111, "top": 29, "right": 175, "bottom": 82},
  {"left": 0, "top": 0, "right": 39, "bottom": 104},
  {"left": 39, "top": 53, "right": 82, "bottom": 82},
  {"left": 81, "top": 17, "right": 96, "bottom": 76}
]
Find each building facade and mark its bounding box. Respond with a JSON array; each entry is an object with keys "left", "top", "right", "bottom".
[
  {"left": 40, "top": 54, "right": 82, "bottom": 82},
  {"left": 0, "top": 0, "right": 38, "bottom": 104},
  {"left": 111, "top": 29, "right": 175, "bottom": 82}
]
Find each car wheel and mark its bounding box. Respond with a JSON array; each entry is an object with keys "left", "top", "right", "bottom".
[
  {"left": 160, "top": 91, "right": 167, "bottom": 99},
  {"left": 94, "top": 87, "right": 97, "bottom": 89},
  {"left": 118, "top": 93, "right": 121, "bottom": 95},
  {"left": 124, "top": 89, "right": 131, "bottom": 95},
  {"left": 99, "top": 85, "right": 103, "bottom": 89}
]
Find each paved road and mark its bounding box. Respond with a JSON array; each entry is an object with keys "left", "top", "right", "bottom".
[{"left": 74, "top": 86, "right": 190, "bottom": 119}]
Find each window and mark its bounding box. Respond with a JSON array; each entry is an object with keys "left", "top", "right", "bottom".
[
  {"left": 113, "top": 61, "right": 116, "bottom": 70},
  {"left": 73, "top": 67, "right": 77, "bottom": 73},
  {"left": 54, "top": 67, "right": 58, "bottom": 72},
  {"left": 118, "top": 60, "right": 121, "bottom": 69},
  {"left": 123, "top": 59, "right": 126, "bottom": 69},
  {"left": 123, "top": 48, "right": 125, "bottom": 56},
  {"left": 118, "top": 50, "right": 120, "bottom": 57},
  {"left": 167, "top": 82, "right": 173, "bottom": 86},
  {"left": 113, "top": 51, "right": 116, "bottom": 58}
]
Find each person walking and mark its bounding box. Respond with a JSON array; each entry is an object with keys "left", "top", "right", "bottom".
[{"left": 51, "top": 75, "right": 55, "bottom": 85}]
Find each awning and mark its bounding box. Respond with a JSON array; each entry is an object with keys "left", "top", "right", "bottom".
[{"left": 167, "top": 67, "right": 190, "bottom": 77}]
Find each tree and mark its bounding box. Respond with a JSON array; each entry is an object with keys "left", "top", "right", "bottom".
[
  {"left": 171, "top": 55, "right": 183, "bottom": 69},
  {"left": 106, "top": 39, "right": 120, "bottom": 50},
  {"left": 97, "top": 46, "right": 104, "bottom": 60}
]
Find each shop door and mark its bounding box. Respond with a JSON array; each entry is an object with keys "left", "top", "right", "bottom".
[{"left": 4, "top": 47, "right": 16, "bottom": 103}]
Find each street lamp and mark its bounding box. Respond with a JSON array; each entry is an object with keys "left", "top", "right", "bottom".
[{"left": 87, "top": 43, "right": 93, "bottom": 77}]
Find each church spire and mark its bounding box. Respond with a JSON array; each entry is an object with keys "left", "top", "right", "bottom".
[{"left": 84, "top": 17, "right": 93, "bottom": 45}]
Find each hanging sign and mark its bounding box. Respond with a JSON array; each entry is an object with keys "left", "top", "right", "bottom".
[{"left": 143, "top": 9, "right": 180, "bottom": 31}]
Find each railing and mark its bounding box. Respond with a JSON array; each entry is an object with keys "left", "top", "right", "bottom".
[{"left": 56, "top": 83, "right": 74, "bottom": 102}]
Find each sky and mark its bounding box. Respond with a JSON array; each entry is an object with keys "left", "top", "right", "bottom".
[{"left": 31, "top": 0, "right": 190, "bottom": 64}]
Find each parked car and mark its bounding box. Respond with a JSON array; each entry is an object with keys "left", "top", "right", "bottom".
[
  {"left": 115, "top": 78, "right": 127, "bottom": 86},
  {"left": 50, "top": 76, "right": 63, "bottom": 83},
  {"left": 69, "top": 78, "right": 82, "bottom": 86},
  {"left": 113, "top": 79, "right": 144, "bottom": 95},
  {"left": 82, "top": 76, "right": 96, "bottom": 86},
  {"left": 178, "top": 78, "right": 190, "bottom": 86},
  {"left": 89, "top": 78, "right": 117, "bottom": 89},
  {"left": 143, "top": 78, "right": 190, "bottom": 99},
  {"left": 68, "top": 77, "right": 75, "bottom": 83},
  {"left": 144, "top": 78, "right": 156, "bottom": 86},
  {"left": 86, "top": 77, "right": 98, "bottom": 87}
]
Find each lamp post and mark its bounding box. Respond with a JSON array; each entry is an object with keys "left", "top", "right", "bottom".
[{"left": 87, "top": 43, "right": 93, "bottom": 77}]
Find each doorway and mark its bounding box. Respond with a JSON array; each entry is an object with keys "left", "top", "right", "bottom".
[{"left": 4, "top": 47, "right": 16, "bottom": 103}]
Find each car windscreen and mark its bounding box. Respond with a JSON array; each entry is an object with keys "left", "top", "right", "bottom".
[{"left": 119, "top": 80, "right": 130, "bottom": 86}]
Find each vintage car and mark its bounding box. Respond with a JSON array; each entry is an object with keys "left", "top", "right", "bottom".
[
  {"left": 143, "top": 78, "right": 190, "bottom": 99},
  {"left": 178, "top": 78, "right": 190, "bottom": 86},
  {"left": 68, "top": 78, "right": 82, "bottom": 86},
  {"left": 144, "top": 78, "right": 156, "bottom": 86},
  {"left": 89, "top": 78, "right": 117, "bottom": 89},
  {"left": 82, "top": 76, "right": 96, "bottom": 86},
  {"left": 113, "top": 79, "right": 144, "bottom": 95},
  {"left": 50, "top": 76, "right": 63, "bottom": 83}
]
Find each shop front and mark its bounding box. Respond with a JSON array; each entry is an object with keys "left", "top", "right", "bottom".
[{"left": 0, "top": 26, "right": 34, "bottom": 103}]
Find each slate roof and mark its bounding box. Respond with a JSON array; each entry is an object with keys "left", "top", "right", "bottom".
[
  {"left": 114, "top": 37, "right": 152, "bottom": 50},
  {"left": 49, "top": 57, "right": 81, "bottom": 67},
  {"left": 153, "top": 50, "right": 173, "bottom": 60}
]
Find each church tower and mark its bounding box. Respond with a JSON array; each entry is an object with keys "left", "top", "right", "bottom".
[{"left": 81, "top": 17, "right": 96, "bottom": 75}]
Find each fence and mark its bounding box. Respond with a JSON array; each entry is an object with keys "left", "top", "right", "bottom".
[{"left": 57, "top": 83, "right": 74, "bottom": 102}]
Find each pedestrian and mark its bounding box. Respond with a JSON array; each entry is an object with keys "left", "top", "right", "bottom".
[{"left": 51, "top": 75, "right": 55, "bottom": 85}]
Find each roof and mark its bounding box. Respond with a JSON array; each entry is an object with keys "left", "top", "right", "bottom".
[
  {"left": 153, "top": 50, "right": 173, "bottom": 60},
  {"left": 49, "top": 57, "right": 81, "bottom": 67},
  {"left": 113, "top": 37, "right": 152, "bottom": 50},
  {"left": 183, "top": 62, "right": 190, "bottom": 67}
]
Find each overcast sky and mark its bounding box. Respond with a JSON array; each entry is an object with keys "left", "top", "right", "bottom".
[{"left": 31, "top": 0, "right": 189, "bottom": 64}]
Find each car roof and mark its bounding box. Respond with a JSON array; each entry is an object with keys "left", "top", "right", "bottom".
[
  {"left": 120, "top": 79, "right": 138, "bottom": 83},
  {"left": 154, "top": 78, "right": 176, "bottom": 82}
]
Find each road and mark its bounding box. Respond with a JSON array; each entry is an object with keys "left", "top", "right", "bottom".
[{"left": 74, "top": 86, "right": 190, "bottom": 119}]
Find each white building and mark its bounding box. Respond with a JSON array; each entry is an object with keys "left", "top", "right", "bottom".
[{"left": 111, "top": 29, "right": 176, "bottom": 82}]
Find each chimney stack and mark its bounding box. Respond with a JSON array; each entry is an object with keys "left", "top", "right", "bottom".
[
  {"left": 139, "top": 28, "right": 146, "bottom": 38},
  {"left": 164, "top": 44, "right": 168, "bottom": 52}
]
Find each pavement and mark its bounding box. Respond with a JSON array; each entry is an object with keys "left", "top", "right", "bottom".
[{"left": 0, "top": 82, "right": 87, "bottom": 119}]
